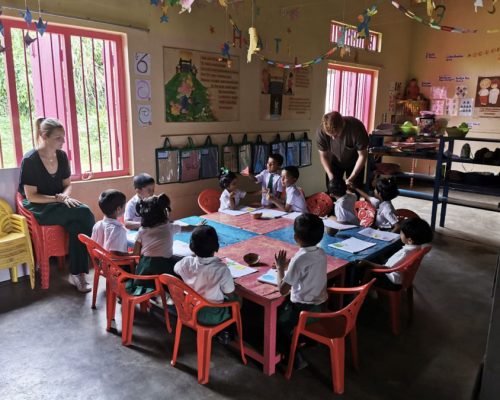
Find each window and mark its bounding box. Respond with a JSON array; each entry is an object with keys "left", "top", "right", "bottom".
[
  {"left": 330, "top": 20, "right": 382, "bottom": 53},
  {"left": 325, "top": 64, "right": 376, "bottom": 131},
  {"left": 0, "top": 18, "right": 129, "bottom": 180}
]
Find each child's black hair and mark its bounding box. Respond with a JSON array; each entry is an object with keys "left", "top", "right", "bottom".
[
  {"left": 294, "top": 213, "right": 324, "bottom": 246},
  {"left": 327, "top": 179, "right": 347, "bottom": 197},
  {"left": 269, "top": 153, "right": 284, "bottom": 166},
  {"left": 283, "top": 166, "right": 299, "bottom": 180},
  {"left": 219, "top": 170, "right": 237, "bottom": 190},
  {"left": 136, "top": 193, "right": 171, "bottom": 228},
  {"left": 133, "top": 173, "right": 155, "bottom": 190},
  {"left": 375, "top": 177, "right": 399, "bottom": 201},
  {"left": 400, "top": 217, "right": 433, "bottom": 245},
  {"left": 189, "top": 225, "right": 220, "bottom": 257},
  {"left": 98, "top": 189, "right": 126, "bottom": 218}
]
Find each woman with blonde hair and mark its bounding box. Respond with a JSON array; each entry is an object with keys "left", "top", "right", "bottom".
[{"left": 18, "top": 117, "right": 95, "bottom": 292}]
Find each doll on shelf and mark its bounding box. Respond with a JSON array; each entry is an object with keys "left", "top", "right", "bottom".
[{"left": 405, "top": 78, "right": 422, "bottom": 101}]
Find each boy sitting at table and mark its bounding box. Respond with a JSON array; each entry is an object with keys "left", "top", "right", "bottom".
[
  {"left": 91, "top": 189, "right": 128, "bottom": 256},
  {"left": 124, "top": 173, "right": 155, "bottom": 230},
  {"left": 267, "top": 166, "right": 307, "bottom": 213},
  {"left": 275, "top": 213, "right": 328, "bottom": 369},
  {"left": 251, "top": 153, "right": 284, "bottom": 207},
  {"left": 327, "top": 179, "right": 359, "bottom": 225}
]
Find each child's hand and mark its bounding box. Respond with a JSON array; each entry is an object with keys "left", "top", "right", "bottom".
[
  {"left": 197, "top": 219, "right": 207, "bottom": 226},
  {"left": 229, "top": 191, "right": 236, "bottom": 199},
  {"left": 274, "top": 250, "right": 289, "bottom": 272}
]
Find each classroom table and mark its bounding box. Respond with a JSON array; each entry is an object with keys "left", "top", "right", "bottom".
[
  {"left": 217, "top": 235, "right": 349, "bottom": 376},
  {"left": 202, "top": 212, "right": 294, "bottom": 234}
]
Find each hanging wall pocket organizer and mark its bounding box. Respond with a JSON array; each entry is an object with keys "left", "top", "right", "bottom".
[
  {"left": 286, "top": 132, "right": 301, "bottom": 167},
  {"left": 222, "top": 134, "right": 239, "bottom": 173},
  {"left": 179, "top": 137, "right": 201, "bottom": 183},
  {"left": 299, "top": 131, "right": 312, "bottom": 167},
  {"left": 200, "top": 136, "right": 219, "bottom": 179},
  {"left": 155, "top": 136, "right": 180, "bottom": 184},
  {"left": 271, "top": 133, "right": 287, "bottom": 165},
  {"left": 238, "top": 134, "right": 253, "bottom": 174},
  {"left": 252, "top": 135, "right": 270, "bottom": 174}
]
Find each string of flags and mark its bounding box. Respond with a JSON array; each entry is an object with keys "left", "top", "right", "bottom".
[{"left": 258, "top": 47, "right": 338, "bottom": 70}]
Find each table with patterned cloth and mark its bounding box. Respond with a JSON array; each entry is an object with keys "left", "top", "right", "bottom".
[{"left": 202, "top": 212, "right": 294, "bottom": 235}]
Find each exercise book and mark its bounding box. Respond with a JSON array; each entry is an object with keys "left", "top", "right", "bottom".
[
  {"left": 329, "top": 237, "right": 377, "bottom": 253},
  {"left": 322, "top": 219, "right": 358, "bottom": 230},
  {"left": 358, "top": 227, "right": 400, "bottom": 242},
  {"left": 257, "top": 268, "right": 278, "bottom": 285},
  {"left": 225, "top": 258, "right": 258, "bottom": 278}
]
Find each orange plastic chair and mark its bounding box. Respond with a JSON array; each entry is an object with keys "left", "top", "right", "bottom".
[
  {"left": 354, "top": 200, "right": 377, "bottom": 227},
  {"left": 93, "top": 247, "right": 172, "bottom": 345},
  {"left": 16, "top": 193, "right": 69, "bottom": 289},
  {"left": 158, "top": 274, "right": 247, "bottom": 384},
  {"left": 78, "top": 234, "right": 138, "bottom": 309},
  {"left": 285, "top": 279, "right": 376, "bottom": 395},
  {"left": 306, "top": 192, "right": 334, "bottom": 217},
  {"left": 197, "top": 189, "right": 221, "bottom": 214},
  {"left": 369, "top": 246, "right": 432, "bottom": 335},
  {"left": 395, "top": 208, "right": 419, "bottom": 222}
]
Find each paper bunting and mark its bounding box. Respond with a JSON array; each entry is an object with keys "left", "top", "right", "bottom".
[
  {"left": 218, "top": 42, "right": 232, "bottom": 68},
  {"left": 22, "top": 8, "right": 33, "bottom": 25},
  {"left": 36, "top": 16, "right": 48, "bottom": 36},
  {"left": 474, "top": 0, "right": 484, "bottom": 13},
  {"left": 247, "top": 26, "right": 260, "bottom": 63},
  {"left": 258, "top": 47, "right": 337, "bottom": 70},
  {"left": 337, "top": 26, "right": 350, "bottom": 58},
  {"left": 23, "top": 32, "right": 37, "bottom": 46},
  {"left": 179, "top": 0, "right": 195, "bottom": 13},
  {"left": 0, "top": 21, "right": 4, "bottom": 37},
  {"left": 357, "top": 5, "right": 377, "bottom": 47}
]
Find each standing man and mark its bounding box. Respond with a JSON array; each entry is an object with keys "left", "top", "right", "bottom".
[{"left": 316, "top": 111, "right": 369, "bottom": 187}]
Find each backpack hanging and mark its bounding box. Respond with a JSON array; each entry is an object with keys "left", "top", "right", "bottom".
[
  {"left": 271, "top": 133, "right": 287, "bottom": 165},
  {"left": 179, "top": 137, "right": 201, "bottom": 183},
  {"left": 252, "top": 135, "right": 270, "bottom": 174},
  {"left": 222, "top": 134, "right": 238, "bottom": 173},
  {"left": 199, "top": 136, "right": 219, "bottom": 179},
  {"left": 299, "top": 131, "right": 312, "bottom": 167},
  {"left": 238, "top": 134, "right": 253, "bottom": 174},
  {"left": 155, "top": 136, "right": 180, "bottom": 184},
  {"left": 285, "top": 132, "right": 301, "bottom": 167}
]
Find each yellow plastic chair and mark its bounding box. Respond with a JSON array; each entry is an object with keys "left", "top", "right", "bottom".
[{"left": 0, "top": 198, "right": 35, "bottom": 289}]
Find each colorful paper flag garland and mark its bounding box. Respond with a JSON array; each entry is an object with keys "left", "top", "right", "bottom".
[{"left": 258, "top": 47, "right": 338, "bottom": 69}]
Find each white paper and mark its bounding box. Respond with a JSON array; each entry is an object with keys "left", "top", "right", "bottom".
[
  {"left": 251, "top": 209, "right": 288, "bottom": 218},
  {"left": 225, "top": 258, "right": 257, "bottom": 278},
  {"left": 173, "top": 240, "right": 193, "bottom": 257},
  {"left": 239, "top": 206, "right": 262, "bottom": 213},
  {"left": 126, "top": 229, "right": 138, "bottom": 244},
  {"left": 173, "top": 220, "right": 188, "bottom": 226},
  {"left": 329, "top": 237, "right": 377, "bottom": 253},
  {"left": 220, "top": 209, "right": 249, "bottom": 216},
  {"left": 358, "top": 227, "right": 400, "bottom": 242},
  {"left": 283, "top": 211, "right": 303, "bottom": 220},
  {"left": 322, "top": 219, "right": 357, "bottom": 230},
  {"left": 257, "top": 268, "right": 278, "bottom": 285}
]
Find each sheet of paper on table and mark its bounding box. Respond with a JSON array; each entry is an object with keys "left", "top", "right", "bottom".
[
  {"left": 173, "top": 240, "right": 194, "bottom": 257},
  {"left": 220, "top": 209, "right": 249, "bottom": 216},
  {"left": 225, "top": 258, "right": 258, "bottom": 278},
  {"left": 257, "top": 268, "right": 278, "bottom": 285},
  {"left": 283, "top": 211, "right": 303, "bottom": 220},
  {"left": 251, "top": 209, "right": 288, "bottom": 218},
  {"left": 174, "top": 220, "right": 188, "bottom": 226},
  {"left": 358, "top": 227, "right": 400, "bottom": 242},
  {"left": 329, "top": 237, "right": 377, "bottom": 253},
  {"left": 126, "top": 230, "right": 138, "bottom": 243},
  {"left": 239, "top": 206, "right": 262, "bottom": 213},
  {"left": 322, "top": 219, "right": 358, "bottom": 230}
]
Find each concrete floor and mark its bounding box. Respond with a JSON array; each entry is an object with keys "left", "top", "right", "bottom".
[{"left": 0, "top": 198, "right": 499, "bottom": 400}]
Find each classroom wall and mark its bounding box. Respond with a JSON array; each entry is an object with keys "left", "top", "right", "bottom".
[{"left": 2, "top": 0, "right": 414, "bottom": 219}]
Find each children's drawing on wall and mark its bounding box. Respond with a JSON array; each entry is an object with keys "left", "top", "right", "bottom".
[
  {"left": 163, "top": 48, "right": 240, "bottom": 122},
  {"left": 475, "top": 76, "right": 500, "bottom": 118},
  {"left": 260, "top": 62, "right": 311, "bottom": 120}
]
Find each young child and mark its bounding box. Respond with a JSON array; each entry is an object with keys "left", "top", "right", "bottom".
[
  {"left": 124, "top": 173, "right": 155, "bottom": 230},
  {"left": 130, "top": 193, "right": 198, "bottom": 295},
  {"left": 174, "top": 225, "right": 236, "bottom": 326},
  {"left": 91, "top": 189, "right": 128, "bottom": 256},
  {"left": 275, "top": 213, "right": 328, "bottom": 369},
  {"left": 327, "top": 179, "right": 359, "bottom": 225},
  {"left": 267, "top": 166, "right": 307, "bottom": 213},
  {"left": 351, "top": 177, "right": 399, "bottom": 231},
  {"left": 253, "top": 153, "right": 283, "bottom": 207},
  {"left": 219, "top": 170, "right": 247, "bottom": 211},
  {"left": 352, "top": 217, "right": 433, "bottom": 288}
]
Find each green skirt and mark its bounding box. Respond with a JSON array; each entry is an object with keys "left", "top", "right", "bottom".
[
  {"left": 197, "top": 293, "right": 239, "bottom": 326},
  {"left": 126, "top": 255, "right": 181, "bottom": 296}
]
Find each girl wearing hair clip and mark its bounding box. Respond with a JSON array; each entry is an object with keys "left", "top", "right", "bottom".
[
  {"left": 218, "top": 167, "right": 246, "bottom": 211},
  {"left": 18, "top": 117, "right": 95, "bottom": 292}
]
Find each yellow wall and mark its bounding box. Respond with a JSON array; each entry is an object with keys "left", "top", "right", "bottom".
[{"left": 2, "top": 0, "right": 414, "bottom": 219}]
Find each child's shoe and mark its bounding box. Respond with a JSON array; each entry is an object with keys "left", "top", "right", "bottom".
[{"left": 216, "top": 329, "right": 234, "bottom": 345}]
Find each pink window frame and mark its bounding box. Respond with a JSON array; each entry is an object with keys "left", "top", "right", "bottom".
[{"left": 0, "top": 17, "right": 129, "bottom": 180}]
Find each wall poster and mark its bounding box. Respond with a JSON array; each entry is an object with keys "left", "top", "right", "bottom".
[
  {"left": 163, "top": 47, "right": 240, "bottom": 122},
  {"left": 475, "top": 76, "right": 500, "bottom": 118},
  {"left": 260, "top": 62, "right": 312, "bottom": 120}
]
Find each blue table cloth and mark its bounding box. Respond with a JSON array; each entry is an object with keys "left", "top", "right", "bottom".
[{"left": 265, "top": 226, "right": 401, "bottom": 262}]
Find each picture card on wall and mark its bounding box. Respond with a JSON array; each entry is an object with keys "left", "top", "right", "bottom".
[
  {"left": 445, "top": 98, "right": 459, "bottom": 116},
  {"left": 137, "top": 105, "right": 152, "bottom": 126},
  {"left": 430, "top": 99, "right": 445, "bottom": 116},
  {"left": 135, "top": 79, "right": 151, "bottom": 101},
  {"left": 431, "top": 86, "right": 447, "bottom": 99},
  {"left": 135, "top": 52, "right": 151, "bottom": 75},
  {"left": 459, "top": 98, "right": 474, "bottom": 116}
]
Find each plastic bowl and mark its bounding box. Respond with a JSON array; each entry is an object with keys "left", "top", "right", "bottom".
[
  {"left": 446, "top": 127, "right": 468, "bottom": 138},
  {"left": 252, "top": 212, "right": 263, "bottom": 219},
  {"left": 243, "top": 253, "right": 260, "bottom": 265}
]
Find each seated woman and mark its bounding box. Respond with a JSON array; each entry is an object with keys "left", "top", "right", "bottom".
[{"left": 18, "top": 117, "right": 95, "bottom": 293}]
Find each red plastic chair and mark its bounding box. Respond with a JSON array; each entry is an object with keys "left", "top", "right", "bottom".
[
  {"left": 93, "top": 247, "right": 172, "bottom": 345},
  {"left": 16, "top": 193, "right": 69, "bottom": 289},
  {"left": 395, "top": 208, "right": 419, "bottom": 222},
  {"left": 197, "top": 189, "right": 221, "bottom": 214},
  {"left": 306, "top": 192, "right": 334, "bottom": 217},
  {"left": 354, "top": 200, "right": 377, "bottom": 227},
  {"left": 285, "top": 279, "right": 376, "bottom": 395},
  {"left": 369, "top": 246, "right": 432, "bottom": 335},
  {"left": 158, "top": 274, "right": 247, "bottom": 384},
  {"left": 78, "top": 234, "right": 137, "bottom": 309}
]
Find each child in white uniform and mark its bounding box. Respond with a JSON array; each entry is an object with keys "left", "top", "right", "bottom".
[
  {"left": 267, "top": 166, "right": 307, "bottom": 213},
  {"left": 328, "top": 179, "right": 359, "bottom": 225},
  {"left": 124, "top": 173, "right": 155, "bottom": 230},
  {"left": 252, "top": 154, "right": 283, "bottom": 207},
  {"left": 218, "top": 170, "right": 247, "bottom": 211}
]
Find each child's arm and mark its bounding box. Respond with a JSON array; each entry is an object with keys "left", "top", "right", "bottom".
[
  {"left": 267, "top": 193, "right": 290, "bottom": 212},
  {"left": 180, "top": 219, "right": 207, "bottom": 232},
  {"left": 229, "top": 191, "right": 237, "bottom": 210},
  {"left": 275, "top": 249, "right": 291, "bottom": 296},
  {"left": 349, "top": 184, "right": 371, "bottom": 200},
  {"left": 133, "top": 241, "right": 142, "bottom": 256},
  {"left": 391, "top": 222, "right": 401, "bottom": 233},
  {"left": 124, "top": 220, "right": 141, "bottom": 230}
]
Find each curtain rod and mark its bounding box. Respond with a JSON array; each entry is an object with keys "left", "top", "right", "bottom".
[{"left": 1, "top": 5, "right": 150, "bottom": 33}]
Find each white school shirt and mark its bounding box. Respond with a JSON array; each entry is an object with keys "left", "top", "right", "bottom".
[
  {"left": 136, "top": 222, "right": 182, "bottom": 258},
  {"left": 255, "top": 170, "right": 283, "bottom": 206},
  {"left": 219, "top": 189, "right": 246, "bottom": 211},
  {"left": 283, "top": 246, "right": 328, "bottom": 305},
  {"left": 489, "top": 88, "right": 500, "bottom": 104},
  {"left": 91, "top": 217, "right": 128, "bottom": 253},
  {"left": 368, "top": 197, "right": 398, "bottom": 229},
  {"left": 384, "top": 244, "right": 421, "bottom": 284},
  {"left": 174, "top": 256, "right": 234, "bottom": 303},
  {"left": 285, "top": 185, "right": 307, "bottom": 213},
  {"left": 334, "top": 193, "right": 359, "bottom": 225},
  {"left": 124, "top": 194, "right": 141, "bottom": 224}
]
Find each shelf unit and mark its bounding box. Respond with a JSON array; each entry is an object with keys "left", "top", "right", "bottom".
[{"left": 368, "top": 134, "right": 500, "bottom": 229}]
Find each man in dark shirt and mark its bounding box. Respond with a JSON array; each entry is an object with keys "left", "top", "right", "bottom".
[{"left": 316, "top": 111, "right": 369, "bottom": 188}]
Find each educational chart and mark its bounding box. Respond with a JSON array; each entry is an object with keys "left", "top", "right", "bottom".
[
  {"left": 475, "top": 76, "right": 500, "bottom": 118},
  {"left": 163, "top": 47, "right": 240, "bottom": 122},
  {"left": 260, "top": 61, "right": 312, "bottom": 120}
]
